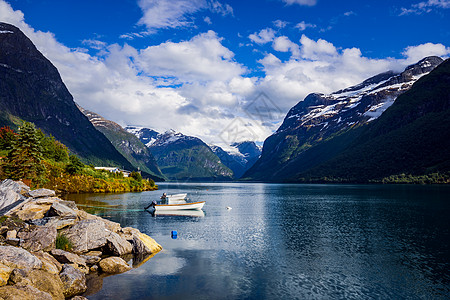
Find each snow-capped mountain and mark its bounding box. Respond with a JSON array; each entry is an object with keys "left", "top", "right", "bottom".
[
  {"left": 125, "top": 126, "right": 159, "bottom": 148},
  {"left": 243, "top": 56, "right": 444, "bottom": 181},
  {"left": 277, "top": 56, "right": 443, "bottom": 134},
  {"left": 126, "top": 127, "right": 233, "bottom": 181},
  {"left": 210, "top": 142, "right": 262, "bottom": 179}
]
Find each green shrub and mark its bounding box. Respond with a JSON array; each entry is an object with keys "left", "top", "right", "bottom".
[{"left": 56, "top": 233, "right": 73, "bottom": 251}]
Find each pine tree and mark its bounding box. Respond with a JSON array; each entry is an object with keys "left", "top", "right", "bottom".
[{"left": 5, "top": 122, "right": 46, "bottom": 186}]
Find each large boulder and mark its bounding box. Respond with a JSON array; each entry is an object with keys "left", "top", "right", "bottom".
[
  {"left": 59, "top": 264, "right": 87, "bottom": 298},
  {"left": 0, "top": 179, "right": 29, "bottom": 211},
  {"left": 76, "top": 210, "right": 121, "bottom": 233},
  {"left": 26, "top": 188, "right": 55, "bottom": 198},
  {"left": 132, "top": 232, "right": 162, "bottom": 255},
  {"left": 0, "top": 284, "right": 52, "bottom": 300},
  {"left": 33, "top": 251, "right": 62, "bottom": 274},
  {"left": 62, "top": 219, "right": 110, "bottom": 253},
  {"left": 121, "top": 227, "right": 162, "bottom": 254},
  {"left": 46, "top": 202, "right": 77, "bottom": 218},
  {"left": 50, "top": 249, "right": 86, "bottom": 267},
  {"left": 11, "top": 202, "right": 51, "bottom": 221},
  {"left": 27, "top": 269, "right": 64, "bottom": 300},
  {"left": 18, "top": 225, "right": 57, "bottom": 252},
  {"left": 104, "top": 232, "right": 133, "bottom": 256},
  {"left": 0, "top": 263, "right": 13, "bottom": 287},
  {"left": 0, "top": 246, "right": 42, "bottom": 271},
  {"left": 98, "top": 257, "right": 131, "bottom": 274},
  {"left": 30, "top": 216, "right": 76, "bottom": 230}
]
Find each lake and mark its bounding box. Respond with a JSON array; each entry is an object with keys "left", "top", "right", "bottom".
[{"left": 65, "top": 183, "right": 450, "bottom": 299}]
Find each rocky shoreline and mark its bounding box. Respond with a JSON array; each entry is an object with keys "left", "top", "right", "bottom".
[{"left": 0, "top": 179, "right": 162, "bottom": 299}]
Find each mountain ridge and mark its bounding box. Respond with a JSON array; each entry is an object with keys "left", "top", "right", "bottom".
[
  {"left": 0, "top": 22, "right": 134, "bottom": 168},
  {"left": 243, "top": 56, "right": 446, "bottom": 182}
]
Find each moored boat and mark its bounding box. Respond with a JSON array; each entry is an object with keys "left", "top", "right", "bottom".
[{"left": 152, "top": 201, "right": 205, "bottom": 211}]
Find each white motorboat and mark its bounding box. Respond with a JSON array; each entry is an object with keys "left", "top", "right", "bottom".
[
  {"left": 146, "top": 201, "right": 205, "bottom": 211},
  {"left": 154, "top": 201, "right": 205, "bottom": 211}
]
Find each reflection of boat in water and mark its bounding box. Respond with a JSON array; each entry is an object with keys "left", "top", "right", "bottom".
[{"left": 153, "top": 209, "right": 205, "bottom": 217}]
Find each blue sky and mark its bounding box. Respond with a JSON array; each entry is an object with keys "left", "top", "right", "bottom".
[{"left": 1, "top": 0, "right": 449, "bottom": 148}]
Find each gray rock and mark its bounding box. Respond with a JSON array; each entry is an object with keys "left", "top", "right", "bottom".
[
  {"left": 59, "top": 264, "right": 87, "bottom": 298},
  {"left": 104, "top": 232, "right": 133, "bottom": 256},
  {"left": 33, "top": 251, "right": 62, "bottom": 274},
  {"left": 18, "top": 225, "right": 57, "bottom": 252},
  {"left": 71, "top": 296, "right": 89, "bottom": 300},
  {"left": 6, "top": 230, "right": 17, "bottom": 239},
  {"left": 0, "top": 284, "right": 52, "bottom": 300},
  {"left": 30, "top": 216, "right": 76, "bottom": 229},
  {"left": 80, "top": 255, "right": 101, "bottom": 266},
  {"left": 8, "top": 268, "right": 28, "bottom": 284},
  {"left": 62, "top": 219, "right": 110, "bottom": 253},
  {"left": 6, "top": 238, "right": 20, "bottom": 246},
  {"left": 50, "top": 249, "right": 86, "bottom": 267},
  {"left": 26, "top": 188, "right": 55, "bottom": 198},
  {"left": 59, "top": 200, "right": 77, "bottom": 210},
  {"left": 0, "top": 245, "right": 42, "bottom": 271},
  {"left": 46, "top": 202, "right": 77, "bottom": 218},
  {"left": 98, "top": 257, "right": 131, "bottom": 274},
  {"left": 27, "top": 269, "right": 65, "bottom": 300},
  {"left": 0, "top": 179, "right": 29, "bottom": 211}
]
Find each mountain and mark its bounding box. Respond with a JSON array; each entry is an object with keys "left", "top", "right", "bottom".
[
  {"left": 125, "top": 126, "right": 159, "bottom": 148},
  {"left": 243, "top": 56, "right": 445, "bottom": 182},
  {"left": 289, "top": 57, "right": 450, "bottom": 182},
  {"left": 210, "top": 141, "right": 261, "bottom": 179},
  {"left": 127, "top": 128, "right": 233, "bottom": 181},
  {"left": 0, "top": 23, "right": 135, "bottom": 168},
  {"left": 79, "top": 107, "right": 165, "bottom": 181}
]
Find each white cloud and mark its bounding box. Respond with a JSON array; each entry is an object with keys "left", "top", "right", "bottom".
[
  {"left": 294, "top": 21, "right": 316, "bottom": 31},
  {"left": 81, "top": 39, "right": 107, "bottom": 50},
  {"left": 209, "top": 0, "right": 233, "bottom": 16},
  {"left": 273, "top": 36, "right": 300, "bottom": 57},
  {"left": 204, "top": 16, "right": 212, "bottom": 24},
  {"left": 136, "top": 0, "right": 233, "bottom": 32},
  {"left": 136, "top": 30, "right": 245, "bottom": 82},
  {"left": 273, "top": 20, "right": 288, "bottom": 28},
  {"left": 399, "top": 0, "right": 450, "bottom": 15},
  {"left": 248, "top": 28, "right": 276, "bottom": 45},
  {"left": 402, "top": 42, "right": 450, "bottom": 63},
  {"left": 281, "top": 0, "right": 317, "bottom": 6},
  {"left": 300, "top": 34, "right": 338, "bottom": 59}
]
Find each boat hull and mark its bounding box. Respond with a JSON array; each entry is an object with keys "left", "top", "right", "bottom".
[{"left": 154, "top": 201, "right": 205, "bottom": 211}]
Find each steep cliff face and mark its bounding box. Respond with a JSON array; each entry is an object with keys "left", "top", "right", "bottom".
[
  {"left": 243, "top": 56, "right": 445, "bottom": 182},
  {"left": 79, "top": 108, "right": 165, "bottom": 181},
  {"left": 0, "top": 22, "right": 133, "bottom": 168}
]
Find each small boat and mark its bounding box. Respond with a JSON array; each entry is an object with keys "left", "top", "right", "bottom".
[
  {"left": 153, "top": 201, "right": 205, "bottom": 211},
  {"left": 145, "top": 201, "right": 205, "bottom": 211}
]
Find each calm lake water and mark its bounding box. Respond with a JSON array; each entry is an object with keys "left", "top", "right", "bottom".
[{"left": 65, "top": 183, "right": 450, "bottom": 300}]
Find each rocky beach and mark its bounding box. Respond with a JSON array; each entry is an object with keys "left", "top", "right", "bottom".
[{"left": 0, "top": 179, "right": 162, "bottom": 299}]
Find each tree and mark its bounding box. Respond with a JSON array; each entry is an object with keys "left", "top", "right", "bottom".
[
  {"left": 0, "top": 126, "right": 17, "bottom": 152},
  {"left": 130, "top": 171, "right": 142, "bottom": 182},
  {"left": 4, "top": 122, "right": 46, "bottom": 185},
  {"left": 66, "top": 155, "right": 84, "bottom": 175}
]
